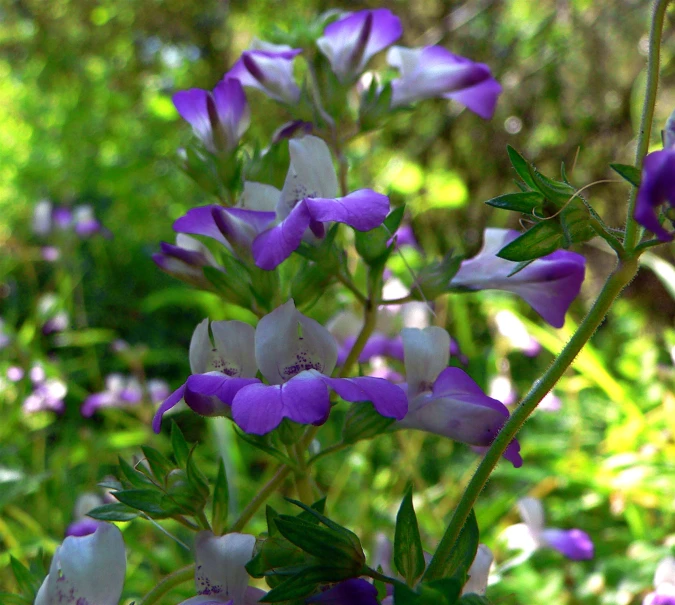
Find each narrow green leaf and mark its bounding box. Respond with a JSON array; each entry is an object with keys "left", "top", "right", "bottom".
[
  {"left": 394, "top": 488, "right": 426, "bottom": 586},
  {"left": 384, "top": 205, "right": 406, "bottom": 234},
  {"left": 458, "top": 594, "right": 491, "bottom": 604},
  {"left": 170, "top": 421, "right": 190, "bottom": 468},
  {"left": 506, "top": 146, "right": 537, "bottom": 190},
  {"left": 186, "top": 447, "right": 210, "bottom": 499},
  {"left": 506, "top": 260, "right": 535, "bottom": 278},
  {"left": 233, "top": 427, "right": 295, "bottom": 466},
  {"left": 0, "top": 592, "right": 32, "bottom": 605},
  {"left": 285, "top": 498, "right": 361, "bottom": 547},
  {"left": 484, "top": 191, "right": 544, "bottom": 214},
  {"left": 10, "top": 557, "right": 38, "bottom": 597},
  {"left": 343, "top": 402, "right": 395, "bottom": 444},
  {"left": 610, "top": 163, "right": 641, "bottom": 187},
  {"left": 496, "top": 222, "right": 565, "bottom": 262},
  {"left": 432, "top": 509, "right": 479, "bottom": 580},
  {"left": 141, "top": 446, "right": 173, "bottom": 481},
  {"left": 212, "top": 459, "right": 229, "bottom": 535},
  {"left": 266, "top": 505, "right": 280, "bottom": 537},
  {"left": 113, "top": 489, "right": 170, "bottom": 516},
  {"left": 393, "top": 583, "right": 421, "bottom": 605},
  {"left": 118, "top": 456, "right": 156, "bottom": 488},
  {"left": 87, "top": 502, "right": 140, "bottom": 522}
]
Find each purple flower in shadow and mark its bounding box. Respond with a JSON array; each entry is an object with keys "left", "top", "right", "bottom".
[
  {"left": 153, "top": 234, "right": 226, "bottom": 289},
  {"left": 634, "top": 148, "right": 675, "bottom": 242},
  {"left": 451, "top": 228, "right": 586, "bottom": 328},
  {"left": 396, "top": 327, "right": 522, "bottom": 467},
  {"left": 386, "top": 45, "right": 502, "bottom": 119},
  {"left": 317, "top": 9, "right": 402, "bottom": 83}
]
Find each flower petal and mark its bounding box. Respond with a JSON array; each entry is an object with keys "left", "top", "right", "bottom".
[
  {"left": 210, "top": 321, "right": 258, "bottom": 377},
  {"left": 254, "top": 300, "right": 338, "bottom": 384},
  {"left": 401, "top": 327, "right": 450, "bottom": 397},
  {"left": 185, "top": 373, "right": 260, "bottom": 416},
  {"left": 190, "top": 318, "right": 211, "bottom": 374},
  {"left": 463, "top": 544, "right": 493, "bottom": 596},
  {"left": 252, "top": 201, "right": 312, "bottom": 270},
  {"left": 540, "top": 528, "right": 594, "bottom": 560},
  {"left": 173, "top": 88, "right": 212, "bottom": 145},
  {"left": 319, "top": 374, "right": 408, "bottom": 419},
  {"left": 232, "top": 371, "right": 331, "bottom": 434},
  {"left": 228, "top": 48, "right": 301, "bottom": 104},
  {"left": 153, "top": 384, "right": 187, "bottom": 433},
  {"left": 212, "top": 78, "right": 250, "bottom": 146},
  {"left": 174, "top": 205, "right": 231, "bottom": 248},
  {"left": 304, "top": 189, "right": 390, "bottom": 231},
  {"left": 307, "top": 578, "right": 379, "bottom": 604},
  {"left": 241, "top": 181, "right": 282, "bottom": 212},
  {"left": 634, "top": 149, "right": 675, "bottom": 242},
  {"left": 517, "top": 497, "right": 546, "bottom": 534},
  {"left": 194, "top": 531, "right": 256, "bottom": 601}
]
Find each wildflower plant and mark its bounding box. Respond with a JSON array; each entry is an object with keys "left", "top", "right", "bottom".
[{"left": 13, "top": 2, "right": 675, "bottom": 605}]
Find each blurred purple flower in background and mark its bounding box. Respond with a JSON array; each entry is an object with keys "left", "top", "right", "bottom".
[
  {"left": 387, "top": 45, "right": 502, "bottom": 118},
  {"left": 317, "top": 9, "right": 402, "bottom": 83},
  {"left": 0, "top": 318, "right": 11, "bottom": 350},
  {"left": 502, "top": 497, "right": 594, "bottom": 560},
  {"left": 644, "top": 556, "right": 675, "bottom": 605},
  {"left": 173, "top": 78, "right": 250, "bottom": 153},
  {"left": 33, "top": 200, "right": 107, "bottom": 239},
  {"left": 82, "top": 374, "right": 169, "bottom": 417},
  {"left": 451, "top": 228, "right": 586, "bottom": 328},
  {"left": 65, "top": 493, "right": 107, "bottom": 537},
  {"left": 23, "top": 365, "right": 67, "bottom": 415},
  {"left": 227, "top": 40, "right": 302, "bottom": 104}
]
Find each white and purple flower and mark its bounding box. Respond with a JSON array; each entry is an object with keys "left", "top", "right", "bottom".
[
  {"left": 502, "top": 497, "right": 594, "bottom": 560},
  {"left": 65, "top": 493, "right": 107, "bottom": 538},
  {"left": 317, "top": 9, "right": 402, "bottom": 83},
  {"left": 23, "top": 365, "right": 67, "bottom": 415},
  {"left": 644, "top": 556, "right": 675, "bottom": 605},
  {"left": 386, "top": 45, "right": 502, "bottom": 119},
  {"left": 35, "top": 524, "right": 126, "bottom": 605},
  {"left": 173, "top": 78, "right": 250, "bottom": 153},
  {"left": 178, "top": 531, "right": 265, "bottom": 605},
  {"left": 450, "top": 228, "right": 586, "bottom": 328},
  {"left": 153, "top": 233, "right": 226, "bottom": 289},
  {"left": 81, "top": 374, "right": 169, "bottom": 417},
  {"left": 396, "top": 327, "right": 522, "bottom": 467},
  {"left": 227, "top": 40, "right": 302, "bottom": 105}
]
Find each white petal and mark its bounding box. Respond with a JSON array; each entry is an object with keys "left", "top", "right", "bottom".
[
  {"left": 386, "top": 46, "right": 422, "bottom": 76},
  {"left": 401, "top": 327, "right": 450, "bottom": 397},
  {"left": 74, "top": 493, "right": 104, "bottom": 520},
  {"left": 501, "top": 522, "right": 538, "bottom": 553},
  {"left": 51, "top": 524, "right": 126, "bottom": 605},
  {"left": 517, "top": 497, "right": 545, "bottom": 533},
  {"left": 241, "top": 182, "right": 281, "bottom": 212},
  {"left": 279, "top": 136, "right": 338, "bottom": 215},
  {"left": 463, "top": 544, "right": 493, "bottom": 596},
  {"left": 189, "top": 319, "right": 211, "bottom": 374},
  {"left": 194, "top": 531, "right": 256, "bottom": 602},
  {"left": 34, "top": 576, "right": 49, "bottom": 605},
  {"left": 655, "top": 556, "right": 675, "bottom": 588},
  {"left": 255, "top": 300, "right": 338, "bottom": 385},
  {"left": 210, "top": 321, "right": 257, "bottom": 377}
]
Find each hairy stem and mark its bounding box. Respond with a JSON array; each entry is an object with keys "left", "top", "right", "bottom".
[
  {"left": 228, "top": 465, "right": 292, "bottom": 532},
  {"left": 624, "top": 0, "right": 672, "bottom": 251},
  {"left": 138, "top": 564, "right": 194, "bottom": 605},
  {"left": 424, "top": 257, "right": 640, "bottom": 581}
]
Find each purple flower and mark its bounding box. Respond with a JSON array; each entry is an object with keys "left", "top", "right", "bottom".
[
  {"left": 231, "top": 300, "right": 407, "bottom": 434},
  {"left": 271, "top": 119, "right": 313, "bottom": 144},
  {"left": 82, "top": 374, "right": 167, "bottom": 417},
  {"left": 227, "top": 40, "right": 302, "bottom": 104},
  {"left": 317, "top": 9, "right": 402, "bottom": 83},
  {"left": 23, "top": 366, "right": 67, "bottom": 415},
  {"left": 396, "top": 327, "right": 522, "bottom": 467},
  {"left": 35, "top": 524, "right": 126, "bottom": 605},
  {"left": 173, "top": 78, "right": 250, "bottom": 153},
  {"left": 644, "top": 557, "right": 675, "bottom": 605},
  {"left": 0, "top": 318, "right": 11, "bottom": 350},
  {"left": 251, "top": 135, "right": 390, "bottom": 269},
  {"left": 32, "top": 200, "right": 106, "bottom": 238},
  {"left": 307, "top": 578, "right": 379, "bottom": 604},
  {"left": 493, "top": 310, "right": 541, "bottom": 357},
  {"left": 153, "top": 234, "right": 226, "bottom": 289},
  {"left": 634, "top": 148, "right": 675, "bottom": 242},
  {"left": 7, "top": 366, "right": 24, "bottom": 382},
  {"left": 386, "top": 45, "right": 502, "bottom": 119},
  {"left": 176, "top": 532, "right": 265, "bottom": 605},
  {"left": 389, "top": 224, "right": 420, "bottom": 250},
  {"left": 450, "top": 228, "right": 586, "bottom": 328},
  {"left": 153, "top": 319, "right": 260, "bottom": 432},
  {"left": 73, "top": 205, "right": 107, "bottom": 238},
  {"left": 502, "top": 497, "right": 594, "bottom": 560}
]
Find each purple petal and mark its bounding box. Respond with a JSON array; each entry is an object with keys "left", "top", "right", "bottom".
[
  {"left": 173, "top": 88, "right": 212, "bottom": 144},
  {"left": 212, "top": 207, "right": 276, "bottom": 250},
  {"left": 634, "top": 149, "right": 675, "bottom": 242},
  {"left": 307, "top": 578, "right": 379, "bottom": 604},
  {"left": 304, "top": 189, "right": 390, "bottom": 231},
  {"left": 212, "top": 77, "right": 250, "bottom": 146},
  {"left": 541, "top": 528, "right": 594, "bottom": 560},
  {"left": 320, "top": 374, "right": 408, "bottom": 419},
  {"left": 173, "top": 205, "right": 231, "bottom": 247},
  {"left": 444, "top": 76, "right": 503, "bottom": 120},
  {"left": 645, "top": 594, "right": 675, "bottom": 605},
  {"left": 231, "top": 371, "right": 331, "bottom": 434},
  {"left": 252, "top": 201, "right": 312, "bottom": 270},
  {"left": 184, "top": 373, "right": 260, "bottom": 416},
  {"left": 152, "top": 384, "right": 186, "bottom": 433},
  {"left": 65, "top": 519, "right": 104, "bottom": 538},
  {"left": 227, "top": 49, "right": 301, "bottom": 104}
]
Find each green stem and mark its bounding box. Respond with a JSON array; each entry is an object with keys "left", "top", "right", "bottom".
[
  {"left": 624, "top": 0, "right": 672, "bottom": 251},
  {"left": 307, "top": 442, "right": 349, "bottom": 467},
  {"left": 590, "top": 219, "right": 626, "bottom": 259},
  {"left": 228, "top": 465, "right": 292, "bottom": 532},
  {"left": 138, "top": 564, "right": 194, "bottom": 605},
  {"left": 336, "top": 271, "right": 367, "bottom": 304},
  {"left": 292, "top": 443, "right": 314, "bottom": 503},
  {"left": 424, "top": 257, "right": 640, "bottom": 581}
]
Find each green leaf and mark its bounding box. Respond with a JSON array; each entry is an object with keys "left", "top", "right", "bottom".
[
  {"left": 297, "top": 497, "right": 327, "bottom": 523},
  {"left": 506, "top": 260, "right": 535, "bottom": 278},
  {"left": 393, "top": 583, "right": 422, "bottom": 605},
  {"left": 87, "top": 502, "right": 140, "bottom": 522},
  {"left": 212, "top": 459, "right": 229, "bottom": 535},
  {"left": 458, "top": 594, "right": 492, "bottom": 604},
  {"left": 506, "top": 146, "right": 537, "bottom": 190},
  {"left": 113, "top": 489, "right": 170, "bottom": 516},
  {"left": 260, "top": 565, "right": 354, "bottom": 603},
  {"left": 170, "top": 421, "right": 190, "bottom": 468},
  {"left": 496, "top": 222, "right": 565, "bottom": 261},
  {"left": 0, "top": 592, "right": 32, "bottom": 605},
  {"left": 342, "top": 402, "right": 395, "bottom": 444},
  {"left": 394, "top": 488, "right": 426, "bottom": 586},
  {"left": 431, "top": 509, "right": 479, "bottom": 581},
  {"left": 484, "top": 192, "right": 544, "bottom": 214},
  {"left": 186, "top": 447, "right": 210, "bottom": 499},
  {"left": 118, "top": 456, "right": 156, "bottom": 488},
  {"left": 10, "top": 557, "right": 38, "bottom": 597},
  {"left": 528, "top": 166, "right": 576, "bottom": 207},
  {"left": 610, "top": 163, "right": 641, "bottom": 187},
  {"left": 424, "top": 578, "right": 463, "bottom": 603},
  {"left": 233, "top": 427, "right": 296, "bottom": 467},
  {"left": 355, "top": 226, "right": 392, "bottom": 265},
  {"left": 266, "top": 505, "right": 280, "bottom": 537},
  {"left": 141, "top": 446, "right": 173, "bottom": 481},
  {"left": 285, "top": 498, "right": 361, "bottom": 547},
  {"left": 384, "top": 204, "right": 406, "bottom": 234}
]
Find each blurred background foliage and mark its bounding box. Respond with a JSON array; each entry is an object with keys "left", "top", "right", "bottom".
[{"left": 1, "top": 0, "right": 675, "bottom": 603}]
